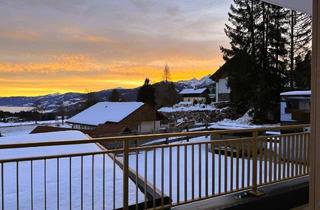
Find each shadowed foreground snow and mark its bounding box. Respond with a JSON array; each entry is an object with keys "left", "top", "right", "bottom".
[
  {"left": 0, "top": 131, "right": 144, "bottom": 210},
  {"left": 126, "top": 136, "right": 290, "bottom": 204}
]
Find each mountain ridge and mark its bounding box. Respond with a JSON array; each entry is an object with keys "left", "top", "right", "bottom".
[{"left": 0, "top": 75, "right": 214, "bottom": 112}]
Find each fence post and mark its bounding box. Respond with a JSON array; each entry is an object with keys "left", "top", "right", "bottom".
[
  {"left": 250, "top": 130, "right": 264, "bottom": 196},
  {"left": 123, "top": 140, "right": 129, "bottom": 210}
]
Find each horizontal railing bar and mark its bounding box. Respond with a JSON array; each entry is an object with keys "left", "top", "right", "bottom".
[
  {"left": 0, "top": 124, "right": 310, "bottom": 149},
  {"left": 0, "top": 127, "right": 309, "bottom": 163},
  {"left": 128, "top": 137, "right": 254, "bottom": 152},
  {"left": 256, "top": 132, "right": 310, "bottom": 141},
  {"left": 0, "top": 148, "right": 123, "bottom": 163}
]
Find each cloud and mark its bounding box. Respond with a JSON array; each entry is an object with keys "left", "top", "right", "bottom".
[
  {"left": 0, "top": 0, "right": 232, "bottom": 96},
  {"left": 0, "top": 55, "right": 108, "bottom": 73}
]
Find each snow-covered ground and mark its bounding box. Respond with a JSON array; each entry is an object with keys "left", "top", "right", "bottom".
[
  {"left": 189, "top": 111, "right": 279, "bottom": 131},
  {"left": 159, "top": 104, "right": 216, "bottom": 113},
  {"left": 0, "top": 124, "right": 38, "bottom": 137},
  {"left": 159, "top": 107, "right": 278, "bottom": 130},
  {"left": 0, "top": 131, "right": 144, "bottom": 210},
  {"left": 209, "top": 111, "right": 279, "bottom": 130},
  {"left": 0, "top": 120, "right": 71, "bottom": 137},
  {"left": 0, "top": 120, "right": 58, "bottom": 128}
]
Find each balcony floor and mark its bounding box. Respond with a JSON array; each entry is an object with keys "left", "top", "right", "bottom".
[{"left": 173, "top": 176, "right": 308, "bottom": 210}]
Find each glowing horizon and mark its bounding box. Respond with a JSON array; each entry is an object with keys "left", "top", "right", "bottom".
[{"left": 0, "top": 0, "right": 231, "bottom": 97}]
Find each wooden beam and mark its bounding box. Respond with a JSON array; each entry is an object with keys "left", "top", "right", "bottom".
[{"left": 310, "top": 0, "right": 320, "bottom": 209}]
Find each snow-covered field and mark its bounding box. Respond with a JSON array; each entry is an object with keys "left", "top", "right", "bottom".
[
  {"left": 0, "top": 120, "right": 57, "bottom": 128},
  {"left": 0, "top": 106, "right": 34, "bottom": 113},
  {"left": 0, "top": 124, "right": 37, "bottom": 137},
  {"left": 0, "top": 120, "right": 70, "bottom": 137},
  {"left": 0, "top": 131, "right": 144, "bottom": 210}
]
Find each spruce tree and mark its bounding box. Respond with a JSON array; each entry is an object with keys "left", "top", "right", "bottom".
[
  {"left": 287, "top": 11, "right": 312, "bottom": 88},
  {"left": 221, "top": 0, "right": 261, "bottom": 117},
  {"left": 57, "top": 101, "right": 65, "bottom": 124},
  {"left": 108, "top": 89, "right": 121, "bottom": 102},
  {"left": 254, "top": 4, "right": 288, "bottom": 123},
  {"left": 137, "top": 78, "right": 156, "bottom": 107},
  {"left": 83, "top": 92, "right": 98, "bottom": 110},
  {"left": 294, "top": 51, "right": 311, "bottom": 89},
  {"left": 222, "top": 0, "right": 290, "bottom": 123},
  {"left": 154, "top": 81, "right": 180, "bottom": 108}
]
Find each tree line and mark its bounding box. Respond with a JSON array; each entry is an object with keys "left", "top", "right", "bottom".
[
  {"left": 83, "top": 77, "right": 181, "bottom": 110},
  {"left": 222, "top": 0, "right": 312, "bottom": 123}
]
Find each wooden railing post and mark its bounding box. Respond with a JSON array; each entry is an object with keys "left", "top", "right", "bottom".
[
  {"left": 123, "top": 140, "right": 129, "bottom": 210},
  {"left": 249, "top": 130, "right": 264, "bottom": 196}
]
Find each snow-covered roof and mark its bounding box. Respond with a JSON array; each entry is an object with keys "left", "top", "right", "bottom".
[
  {"left": 67, "top": 102, "right": 144, "bottom": 126},
  {"left": 180, "top": 88, "right": 207, "bottom": 95},
  {"left": 0, "top": 130, "right": 97, "bottom": 159},
  {"left": 280, "top": 90, "right": 311, "bottom": 96}
]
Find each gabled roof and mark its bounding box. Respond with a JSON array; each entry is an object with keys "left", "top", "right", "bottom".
[
  {"left": 210, "top": 60, "right": 231, "bottom": 82},
  {"left": 67, "top": 102, "right": 144, "bottom": 126},
  {"left": 180, "top": 88, "right": 208, "bottom": 95}
]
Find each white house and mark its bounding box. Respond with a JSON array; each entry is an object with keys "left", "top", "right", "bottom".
[
  {"left": 179, "top": 88, "right": 209, "bottom": 104},
  {"left": 210, "top": 63, "right": 231, "bottom": 102}
]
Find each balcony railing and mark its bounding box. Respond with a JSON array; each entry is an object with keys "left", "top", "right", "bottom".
[{"left": 0, "top": 124, "right": 310, "bottom": 210}]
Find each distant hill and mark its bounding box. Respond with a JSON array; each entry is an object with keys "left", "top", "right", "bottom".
[{"left": 0, "top": 76, "right": 213, "bottom": 113}]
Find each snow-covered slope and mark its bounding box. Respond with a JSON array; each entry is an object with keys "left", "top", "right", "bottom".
[{"left": 176, "top": 75, "right": 214, "bottom": 89}]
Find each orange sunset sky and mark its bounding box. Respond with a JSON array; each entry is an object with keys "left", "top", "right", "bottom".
[{"left": 0, "top": 0, "right": 232, "bottom": 97}]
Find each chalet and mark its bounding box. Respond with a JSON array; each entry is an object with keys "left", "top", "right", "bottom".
[
  {"left": 179, "top": 88, "right": 209, "bottom": 104},
  {"left": 280, "top": 90, "right": 311, "bottom": 124},
  {"left": 66, "top": 102, "right": 165, "bottom": 137},
  {"left": 210, "top": 62, "right": 231, "bottom": 102}
]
